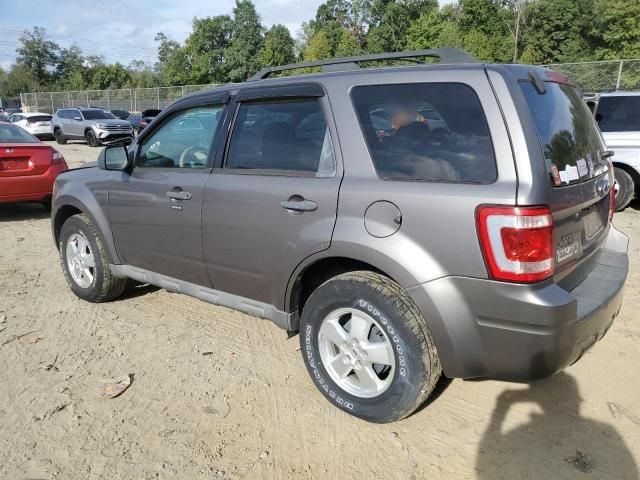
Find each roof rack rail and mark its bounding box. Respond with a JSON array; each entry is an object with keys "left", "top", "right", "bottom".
[{"left": 248, "top": 48, "right": 477, "bottom": 81}]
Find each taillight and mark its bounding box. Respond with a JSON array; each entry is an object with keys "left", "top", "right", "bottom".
[
  {"left": 476, "top": 205, "right": 554, "bottom": 283},
  {"left": 52, "top": 149, "right": 65, "bottom": 164}
]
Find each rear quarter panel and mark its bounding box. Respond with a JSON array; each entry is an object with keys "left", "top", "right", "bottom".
[{"left": 312, "top": 68, "right": 518, "bottom": 287}]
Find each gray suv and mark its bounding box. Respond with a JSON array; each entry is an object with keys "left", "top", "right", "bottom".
[
  {"left": 51, "top": 49, "right": 629, "bottom": 423},
  {"left": 52, "top": 107, "right": 133, "bottom": 147}
]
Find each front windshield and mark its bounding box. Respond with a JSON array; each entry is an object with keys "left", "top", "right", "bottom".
[{"left": 81, "top": 110, "right": 116, "bottom": 120}]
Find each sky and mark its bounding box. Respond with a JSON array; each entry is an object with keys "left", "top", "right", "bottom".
[{"left": 0, "top": 0, "right": 451, "bottom": 71}]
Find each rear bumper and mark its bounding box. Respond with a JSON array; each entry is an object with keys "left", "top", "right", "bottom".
[
  {"left": 408, "top": 226, "right": 629, "bottom": 381},
  {"left": 0, "top": 162, "right": 67, "bottom": 203}
]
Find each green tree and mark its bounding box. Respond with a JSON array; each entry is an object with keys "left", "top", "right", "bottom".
[
  {"left": 187, "top": 15, "right": 233, "bottom": 83},
  {"left": 593, "top": 0, "right": 640, "bottom": 60},
  {"left": 226, "top": 0, "right": 264, "bottom": 82},
  {"left": 406, "top": 11, "right": 463, "bottom": 50},
  {"left": 16, "top": 27, "right": 59, "bottom": 86},
  {"left": 335, "top": 29, "right": 363, "bottom": 56},
  {"left": 4, "top": 64, "right": 38, "bottom": 96},
  {"left": 88, "top": 63, "right": 131, "bottom": 89},
  {"left": 304, "top": 31, "right": 333, "bottom": 61},
  {"left": 258, "top": 24, "right": 296, "bottom": 68},
  {"left": 520, "top": 0, "right": 596, "bottom": 64}
]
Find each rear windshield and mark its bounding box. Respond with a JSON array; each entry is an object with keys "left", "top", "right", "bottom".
[
  {"left": 81, "top": 110, "right": 116, "bottom": 120},
  {"left": 28, "top": 115, "right": 52, "bottom": 122},
  {"left": 520, "top": 81, "right": 608, "bottom": 186},
  {"left": 0, "top": 123, "right": 38, "bottom": 143},
  {"left": 351, "top": 83, "right": 497, "bottom": 183},
  {"left": 595, "top": 96, "right": 640, "bottom": 132}
]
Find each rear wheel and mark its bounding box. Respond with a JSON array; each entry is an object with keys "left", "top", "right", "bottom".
[
  {"left": 59, "top": 213, "right": 126, "bottom": 302},
  {"left": 300, "top": 271, "right": 441, "bottom": 423},
  {"left": 54, "top": 128, "right": 67, "bottom": 145},
  {"left": 85, "top": 130, "right": 99, "bottom": 147},
  {"left": 614, "top": 166, "right": 635, "bottom": 211}
]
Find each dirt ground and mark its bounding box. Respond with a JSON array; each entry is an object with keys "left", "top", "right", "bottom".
[{"left": 0, "top": 140, "right": 639, "bottom": 480}]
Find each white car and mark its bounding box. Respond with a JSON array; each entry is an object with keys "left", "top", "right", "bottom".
[
  {"left": 7, "top": 112, "right": 54, "bottom": 139},
  {"left": 589, "top": 91, "right": 640, "bottom": 211}
]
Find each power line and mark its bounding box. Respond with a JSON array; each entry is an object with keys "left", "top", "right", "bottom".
[{"left": 0, "top": 27, "right": 158, "bottom": 52}]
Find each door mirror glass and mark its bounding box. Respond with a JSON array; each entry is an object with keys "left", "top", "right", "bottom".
[{"left": 99, "top": 145, "right": 130, "bottom": 171}]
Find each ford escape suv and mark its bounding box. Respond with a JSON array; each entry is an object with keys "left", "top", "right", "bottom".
[
  {"left": 52, "top": 107, "right": 133, "bottom": 147},
  {"left": 51, "top": 49, "right": 629, "bottom": 423}
]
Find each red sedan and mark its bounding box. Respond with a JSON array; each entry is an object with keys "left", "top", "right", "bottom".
[{"left": 0, "top": 122, "right": 68, "bottom": 205}]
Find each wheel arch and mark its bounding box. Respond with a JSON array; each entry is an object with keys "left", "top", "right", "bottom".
[{"left": 52, "top": 196, "right": 120, "bottom": 264}]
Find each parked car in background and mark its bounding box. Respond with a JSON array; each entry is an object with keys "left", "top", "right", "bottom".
[
  {"left": 109, "top": 109, "right": 130, "bottom": 120},
  {"left": 7, "top": 112, "right": 54, "bottom": 139},
  {"left": 51, "top": 49, "right": 628, "bottom": 423},
  {"left": 0, "top": 114, "right": 9, "bottom": 122},
  {"left": 589, "top": 92, "right": 640, "bottom": 211},
  {"left": 52, "top": 107, "right": 134, "bottom": 147},
  {"left": 127, "top": 109, "right": 161, "bottom": 135},
  {"left": 1, "top": 107, "right": 22, "bottom": 115},
  {"left": 0, "top": 122, "right": 67, "bottom": 206}
]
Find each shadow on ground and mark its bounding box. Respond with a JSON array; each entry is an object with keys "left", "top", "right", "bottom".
[
  {"left": 476, "top": 371, "right": 638, "bottom": 479},
  {"left": 0, "top": 202, "right": 50, "bottom": 222}
]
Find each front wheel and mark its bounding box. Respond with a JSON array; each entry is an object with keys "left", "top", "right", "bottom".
[
  {"left": 59, "top": 213, "right": 126, "bottom": 302},
  {"left": 300, "top": 271, "right": 441, "bottom": 423},
  {"left": 85, "top": 130, "right": 99, "bottom": 147},
  {"left": 614, "top": 167, "right": 635, "bottom": 211}
]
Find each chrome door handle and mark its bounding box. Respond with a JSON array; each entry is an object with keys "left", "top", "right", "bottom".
[
  {"left": 280, "top": 199, "right": 318, "bottom": 212},
  {"left": 166, "top": 190, "right": 192, "bottom": 201}
]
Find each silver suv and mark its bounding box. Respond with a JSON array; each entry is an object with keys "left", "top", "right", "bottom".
[
  {"left": 50, "top": 49, "right": 629, "bottom": 423},
  {"left": 52, "top": 107, "right": 133, "bottom": 147}
]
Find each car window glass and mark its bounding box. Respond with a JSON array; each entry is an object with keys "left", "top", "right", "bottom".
[
  {"left": 351, "top": 83, "right": 496, "bottom": 183},
  {"left": 596, "top": 96, "right": 640, "bottom": 132},
  {"left": 225, "top": 98, "right": 335, "bottom": 177},
  {"left": 520, "top": 81, "right": 608, "bottom": 186},
  {"left": 0, "top": 123, "right": 38, "bottom": 143},
  {"left": 137, "top": 106, "right": 223, "bottom": 169}
]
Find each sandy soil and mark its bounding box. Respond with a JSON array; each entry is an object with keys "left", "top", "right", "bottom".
[{"left": 0, "top": 141, "right": 639, "bottom": 480}]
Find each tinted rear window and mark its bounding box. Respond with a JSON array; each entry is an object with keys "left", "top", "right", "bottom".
[
  {"left": 0, "top": 123, "right": 38, "bottom": 143},
  {"left": 28, "top": 115, "right": 52, "bottom": 122},
  {"left": 596, "top": 96, "right": 640, "bottom": 132},
  {"left": 520, "top": 81, "right": 609, "bottom": 186},
  {"left": 351, "top": 83, "right": 496, "bottom": 183}
]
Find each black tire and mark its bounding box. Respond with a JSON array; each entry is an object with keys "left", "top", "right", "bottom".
[
  {"left": 300, "top": 271, "right": 441, "bottom": 423},
  {"left": 614, "top": 167, "right": 635, "bottom": 212},
  {"left": 59, "top": 213, "right": 126, "bottom": 302},
  {"left": 54, "top": 128, "right": 67, "bottom": 145},
  {"left": 85, "top": 130, "right": 99, "bottom": 147}
]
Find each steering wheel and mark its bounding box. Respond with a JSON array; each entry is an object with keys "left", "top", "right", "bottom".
[{"left": 178, "top": 146, "right": 208, "bottom": 168}]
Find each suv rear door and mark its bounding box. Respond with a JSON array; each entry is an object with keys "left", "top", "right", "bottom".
[
  {"left": 202, "top": 84, "right": 342, "bottom": 309},
  {"left": 108, "top": 97, "right": 228, "bottom": 287},
  {"left": 517, "top": 73, "right": 614, "bottom": 288}
]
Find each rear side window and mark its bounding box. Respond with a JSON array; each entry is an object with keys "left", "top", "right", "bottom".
[
  {"left": 225, "top": 98, "right": 336, "bottom": 177},
  {"left": 520, "top": 81, "right": 608, "bottom": 186},
  {"left": 595, "top": 96, "right": 640, "bottom": 132},
  {"left": 351, "top": 83, "right": 496, "bottom": 183}
]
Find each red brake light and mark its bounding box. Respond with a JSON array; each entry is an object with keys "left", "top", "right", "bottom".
[
  {"left": 544, "top": 70, "right": 571, "bottom": 85},
  {"left": 476, "top": 205, "right": 554, "bottom": 283}
]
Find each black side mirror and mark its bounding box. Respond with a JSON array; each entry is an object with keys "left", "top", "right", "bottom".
[{"left": 98, "top": 145, "right": 131, "bottom": 171}]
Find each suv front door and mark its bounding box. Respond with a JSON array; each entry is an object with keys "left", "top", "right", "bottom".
[
  {"left": 202, "top": 85, "right": 342, "bottom": 309},
  {"left": 109, "top": 99, "right": 227, "bottom": 286}
]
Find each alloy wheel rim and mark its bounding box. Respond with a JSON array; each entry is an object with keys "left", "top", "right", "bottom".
[
  {"left": 65, "top": 233, "right": 96, "bottom": 288},
  {"left": 318, "top": 307, "right": 395, "bottom": 398}
]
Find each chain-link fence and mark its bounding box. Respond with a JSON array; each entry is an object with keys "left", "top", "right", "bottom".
[
  {"left": 20, "top": 84, "right": 218, "bottom": 114},
  {"left": 541, "top": 59, "right": 640, "bottom": 93},
  {"left": 18, "top": 59, "right": 640, "bottom": 113}
]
